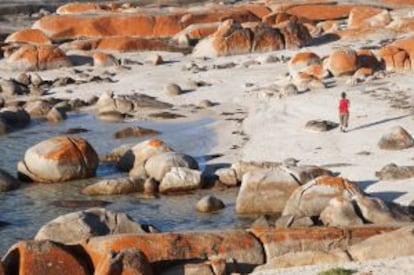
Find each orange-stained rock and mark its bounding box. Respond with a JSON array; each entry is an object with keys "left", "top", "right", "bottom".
[
  {"left": 5, "top": 29, "right": 51, "bottom": 45},
  {"left": 286, "top": 4, "right": 354, "bottom": 21},
  {"left": 236, "top": 4, "right": 272, "bottom": 18},
  {"left": 348, "top": 7, "right": 390, "bottom": 29},
  {"left": 33, "top": 13, "right": 181, "bottom": 40},
  {"left": 62, "top": 37, "right": 183, "bottom": 53},
  {"left": 249, "top": 226, "right": 399, "bottom": 260},
  {"left": 380, "top": 0, "right": 414, "bottom": 6},
  {"left": 92, "top": 52, "right": 119, "bottom": 67},
  {"left": 82, "top": 230, "right": 264, "bottom": 269},
  {"left": 6, "top": 44, "right": 71, "bottom": 71},
  {"left": 326, "top": 48, "right": 359, "bottom": 76},
  {"left": 56, "top": 2, "right": 119, "bottom": 14},
  {"left": 212, "top": 20, "right": 253, "bottom": 56},
  {"left": 262, "top": 12, "right": 312, "bottom": 26},
  {"left": 94, "top": 248, "right": 154, "bottom": 275},
  {"left": 289, "top": 51, "right": 321, "bottom": 77},
  {"left": 180, "top": 9, "right": 260, "bottom": 26},
  {"left": 278, "top": 18, "right": 312, "bottom": 49},
  {"left": 17, "top": 136, "right": 99, "bottom": 183},
  {"left": 251, "top": 24, "right": 285, "bottom": 52},
  {"left": 390, "top": 36, "right": 414, "bottom": 55},
  {"left": 318, "top": 20, "right": 339, "bottom": 32},
  {"left": 3, "top": 240, "right": 89, "bottom": 275},
  {"left": 378, "top": 46, "right": 411, "bottom": 71},
  {"left": 173, "top": 22, "right": 220, "bottom": 41}
]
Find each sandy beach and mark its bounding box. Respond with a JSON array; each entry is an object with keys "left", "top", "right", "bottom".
[{"left": 1, "top": 0, "right": 414, "bottom": 274}]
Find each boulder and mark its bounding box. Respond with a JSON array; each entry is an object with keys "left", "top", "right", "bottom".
[
  {"left": 278, "top": 18, "right": 312, "bottom": 49},
  {"left": 92, "top": 52, "right": 119, "bottom": 67},
  {"left": 62, "top": 36, "right": 180, "bottom": 53},
  {"left": 24, "top": 100, "right": 52, "bottom": 117},
  {"left": 15, "top": 72, "right": 31, "bottom": 86},
  {"left": 236, "top": 166, "right": 332, "bottom": 214},
  {"left": 5, "top": 29, "right": 51, "bottom": 45},
  {"left": 3, "top": 240, "right": 89, "bottom": 275},
  {"left": 164, "top": 83, "right": 183, "bottom": 96},
  {"left": 6, "top": 44, "right": 71, "bottom": 71},
  {"left": 378, "top": 46, "right": 411, "bottom": 72},
  {"left": 193, "top": 20, "right": 252, "bottom": 58},
  {"left": 0, "top": 79, "right": 29, "bottom": 96},
  {"left": 353, "top": 194, "right": 411, "bottom": 224},
  {"left": 254, "top": 249, "right": 351, "bottom": 270},
  {"left": 35, "top": 208, "right": 154, "bottom": 244},
  {"left": 326, "top": 48, "right": 359, "bottom": 76},
  {"left": 17, "top": 136, "right": 99, "bottom": 183},
  {"left": 215, "top": 167, "right": 238, "bottom": 186},
  {"left": 101, "top": 143, "right": 134, "bottom": 162},
  {"left": 193, "top": 19, "right": 310, "bottom": 57},
  {"left": 348, "top": 225, "right": 414, "bottom": 261},
  {"left": 378, "top": 126, "right": 414, "bottom": 150},
  {"left": 249, "top": 226, "right": 398, "bottom": 261},
  {"left": 159, "top": 167, "right": 202, "bottom": 193},
  {"left": 117, "top": 138, "right": 173, "bottom": 173},
  {"left": 82, "top": 230, "right": 264, "bottom": 271},
  {"left": 0, "top": 107, "right": 31, "bottom": 128},
  {"left": 320, "top": 197, "right": 364, "bottom": 226},
  {"left": 285, "top": 4, "right": 354, "bottom": 21},
  {"left": 114, "top": 126, "right": 159, "bottom": 139},
  {"left": 348, "top": 7, "right": 390, "bottom": 29},
  {"left": 376, "top": 163, "right": 414, "bottom": 180},
  {"left": 144, "top": 152, "right": 198, "bottom": 182},
  {"left": 56, "top": 2, "right": 116, "bottom": 14},
  {"left": 94, "top": 248, "right": 154, "bottom": 275},
  {"left": 288, "top": 51, "right": 321, "bottom": 78},
  {"left": 0, "top": 169, "right": 21, "bottom": 192},
  {"left": 82, "top": 177, "right": 146, "bottom": 195},
  {"left": 231, "top": 161, "right": 282, "bottom": 182},
  {"left": 282, "top": 176, "right": 363, "bottom": 218},
  {"left": 46, "top": 107, "right": 67, "bottom": 123},
  {"left": 251, "top": 24, "right": 285, "bottom": 53},
  {"left": 305, "top": 120, "right": 339, "bottom": 132},
  {"left": 196, "top": 195, "right": 225, "bottom": 212},
  {"left": 275, "top": 215, "right": 314, "bottom": 228}
]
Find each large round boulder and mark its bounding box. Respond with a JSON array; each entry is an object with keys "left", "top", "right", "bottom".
[
  {"left": 17, "top": 136, "right": 99, "bottom": 183},
  {"left": 144, "top": 152, "right": 199, "bottom": 182},
  {"left": 34, "top": 208, "right": 157, "bottom": 244},
  {"left": 378, "top": 126, "right": 414, "bottom": 150},
  {"left": 288, "top": 52, "right": 321, "bottom": 78},
  {"left": 159, "top": 167, "right": 202, "bottom": 194},
  {"left": 326, "top": 48, "right": 358, "bottom": 76}
]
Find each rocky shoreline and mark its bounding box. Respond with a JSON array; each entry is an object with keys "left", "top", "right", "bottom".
[{"left": 1, "top": 0, "right": 414, "bottom": 274}]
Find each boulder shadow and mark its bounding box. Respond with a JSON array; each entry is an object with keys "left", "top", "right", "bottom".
[
  {"left": 355, "top": 180, "right": 378, "bottom": 191},
  {"left": 308, "top": 33, "right": 340, "bottom": 47},
  {"left": 68, "top": 55, "right": 94, "bottom": 66},
  {"left": 367, "top": 191, "right": 407, "bottom": 202}
]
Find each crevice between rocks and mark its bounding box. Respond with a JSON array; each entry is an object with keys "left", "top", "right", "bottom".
[{"left": 246, "top": 230, "right": 267, "bottom": 266}]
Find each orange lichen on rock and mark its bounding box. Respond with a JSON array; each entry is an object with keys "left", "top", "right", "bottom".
[
  {"left": 285, "top": 4, "right": 354, "bottom": 21},
  {"left": 5, "top": 29, "right": 51, "bottom": 45}
]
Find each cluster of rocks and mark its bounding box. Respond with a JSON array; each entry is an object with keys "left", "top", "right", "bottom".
[{"left": 0, "top": 205, "right": 412, "bottom": 274}]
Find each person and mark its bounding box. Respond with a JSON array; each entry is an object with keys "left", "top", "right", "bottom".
[{"left": 339, "top": 92, "right": 350, "bottom": 132}]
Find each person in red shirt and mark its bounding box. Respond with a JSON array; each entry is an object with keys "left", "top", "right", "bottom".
[{"left": 339, "top": 92, "right": 350, "bottom": 132}]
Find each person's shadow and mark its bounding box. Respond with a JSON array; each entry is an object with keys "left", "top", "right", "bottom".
[{"left": 347, "top": 113, "right": 413, "bottom": 132}]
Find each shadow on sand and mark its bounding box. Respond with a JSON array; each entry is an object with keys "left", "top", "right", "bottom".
[{"left": 348, "top": 113, "right": 413, "bottom": 132}]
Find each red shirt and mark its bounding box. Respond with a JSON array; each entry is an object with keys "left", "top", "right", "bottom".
[{"left": 339, "top": 98, "right": 349, "bottom": 113}]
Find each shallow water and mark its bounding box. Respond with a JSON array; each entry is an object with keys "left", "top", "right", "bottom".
[{"left": 0, "top": 113, "right": 252, "bottom": 254}]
